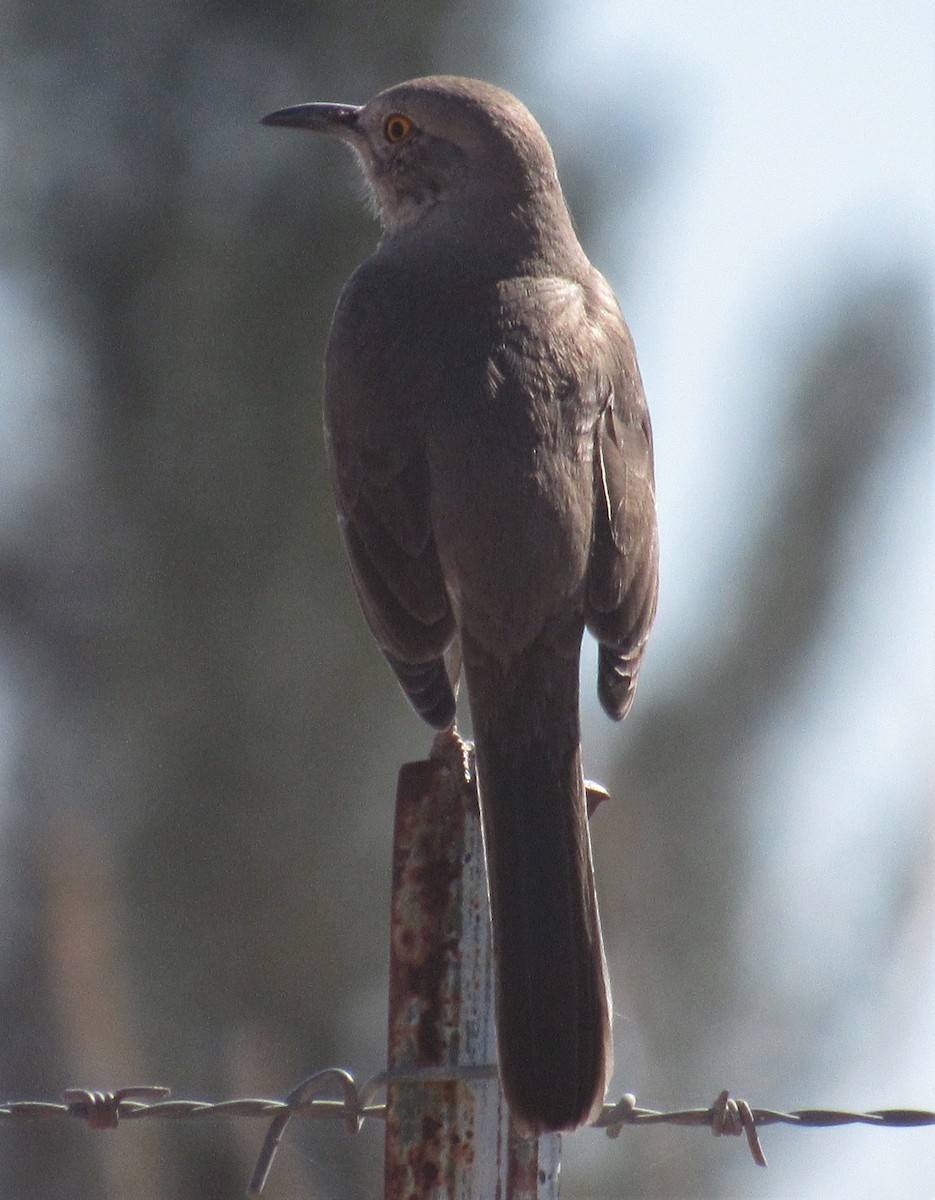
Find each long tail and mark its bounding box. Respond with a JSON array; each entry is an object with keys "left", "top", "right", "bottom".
[{"left": 462, "top": 624, "right": 612, "bottom": 1134}]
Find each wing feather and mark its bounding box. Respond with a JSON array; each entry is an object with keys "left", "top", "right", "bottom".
[
  {"left": 585, "top": 303, "right": 659, "bottom": 720},
  {"left": 324, "top": 264, "right": 457, "bottom": 724}
]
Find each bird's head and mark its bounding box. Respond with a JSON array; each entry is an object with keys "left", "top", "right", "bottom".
[{"left": 263, "top": 75, "right": 571, "bottom": 245}]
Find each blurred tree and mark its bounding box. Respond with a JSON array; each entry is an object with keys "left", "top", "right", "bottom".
[{"left": 0, "top": 2, "right": 509, "bottom": 1196}]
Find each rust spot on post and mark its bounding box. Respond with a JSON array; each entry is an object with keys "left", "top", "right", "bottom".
[{"left": 383, "top": 738, "right": 560, "bottom": 1198}]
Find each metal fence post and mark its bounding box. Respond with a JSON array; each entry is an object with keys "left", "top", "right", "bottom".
[{"left": 384, "top": 742, "right": 561, "bottom": 1199}]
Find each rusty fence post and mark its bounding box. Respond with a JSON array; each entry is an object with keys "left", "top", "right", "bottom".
[{"left": 384, "top": 743, "right": 561, "bottom": 1199}]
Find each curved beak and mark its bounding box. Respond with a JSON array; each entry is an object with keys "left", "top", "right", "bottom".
[{"left": 261, "top": 102, "right": 362, "bottom": 138}]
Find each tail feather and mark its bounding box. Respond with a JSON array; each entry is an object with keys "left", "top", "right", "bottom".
[{"left": 463, "top": 626, "right": 612, "bottom": 1134}]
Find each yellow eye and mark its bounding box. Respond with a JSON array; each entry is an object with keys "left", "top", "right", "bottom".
[{"left": 384, "top": 113, "right": 414, "bottom": 143}]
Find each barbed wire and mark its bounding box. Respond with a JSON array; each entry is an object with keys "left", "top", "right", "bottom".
[{"left": 3, "top": 1068, "right": 934, "bottom": 1195}]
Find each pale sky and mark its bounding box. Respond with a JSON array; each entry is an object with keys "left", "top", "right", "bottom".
[
  {"left": 516, "top": 0, "right": 933, "bottom": 648},
  {"left": 511, "top": 2, "right": 933, "bottom": 1193}
]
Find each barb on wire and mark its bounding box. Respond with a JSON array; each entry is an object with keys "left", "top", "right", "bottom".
[
  {"left": 63, "top": 1087, "right": 173, "bottom": 1130},
  {"left": 598, "top": 1089, "right": 767, "bottom": 1165},
  {"left": 596, "top": 1088, "right": 935, "bottom": 1167},
  {"left": 3, "top": 1072, "right": 934, "bottom": 1195}
]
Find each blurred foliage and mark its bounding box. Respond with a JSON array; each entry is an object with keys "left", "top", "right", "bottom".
[
  {"left": 0, "top": 2, "right": 512, "bottom": 1195},
  {"left": 596, "top": 273, "right": 929, "bottom": 1195}
]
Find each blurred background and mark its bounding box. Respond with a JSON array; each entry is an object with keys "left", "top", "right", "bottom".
[{"left": 0, "top": 0, "right": 931, "bottom": 1196}]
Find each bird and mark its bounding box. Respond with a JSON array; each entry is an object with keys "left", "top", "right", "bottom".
[{"left": 263, "top": 76, "right": 659, "bottom": 1135}]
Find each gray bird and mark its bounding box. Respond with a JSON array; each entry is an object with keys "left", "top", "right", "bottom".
[{"left": 263, "top": 76, "right": 658, "bottom": 1135}]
